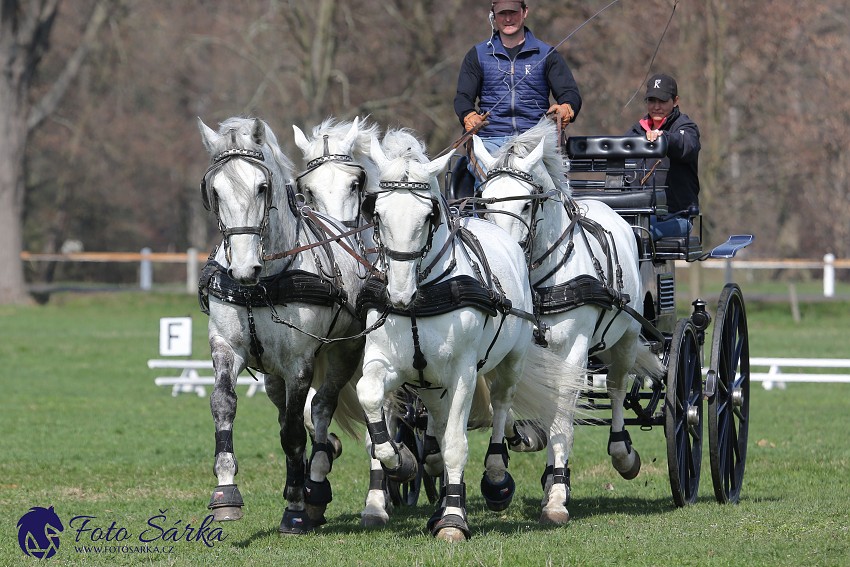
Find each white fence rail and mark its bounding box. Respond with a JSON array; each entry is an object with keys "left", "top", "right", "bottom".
[
  {"left": 147, "top": 359, "right": 265, "bottom": 397},
  {"left": 750, "top": 357, "right": 850, "bottom": 390}
]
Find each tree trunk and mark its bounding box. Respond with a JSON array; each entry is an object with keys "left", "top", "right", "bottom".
[{"left": 0, "top": 87, "right": 29, "bottom": 304}]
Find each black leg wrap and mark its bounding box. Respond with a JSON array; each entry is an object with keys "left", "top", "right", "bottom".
[
  {"left": 366, "top": 419, "right": 392, "bottom": 448},
  {"left": 368, "top": 469, "right": 387, "bottom": 491},
  {"left": 215, "top": 430, "right": 234, "bottom": 455},
  {"left": 430, "top": 483, "right": 470, "bottom": 540},
  {"left": 480, "top": 470, "right": 515, "bottom": 511},
  {"left": 607, "top": 428, "right": 634, "bottom": 456},
  {"left": 540, "top": 464, "right": 554, "bottom": 493},
  {"left": 304, "top": 478, "right": 333, "bottom": 506},
  {"left": 208, "top": 484, "right": 243, "bottom": 509},
  {"left": 278, "top": 508, "right": 314, "bottom": 535},
  {"left": 552, "top": 466, "right": 571, "bottom": 506},
  {"left": 507, "top": 420, "right": 548, "bottom": 453}
]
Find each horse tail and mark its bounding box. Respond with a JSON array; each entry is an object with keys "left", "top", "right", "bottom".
[
  {"left": 632, "top": 342, "right": 666, "bottom": 383},
  {"left": 468, "top": 375, "right": 494, "bottom": 430},
  {"left": 511, "top": 344, "right": 587, "bottom": 432},
  {"left": 332, "top": 378, "right": 365, "bottom": 440}
]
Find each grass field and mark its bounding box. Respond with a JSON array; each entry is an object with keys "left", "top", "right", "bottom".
[{"left": 1, "top": 290, "right": 848, "bottom": 566}]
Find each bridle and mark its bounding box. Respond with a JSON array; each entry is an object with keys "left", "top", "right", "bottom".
[
  {"left": 200, "top": 147, "right": 278, "bottom": 263},
  {"left": 294, "top": 134, "right": 367, "bottom": 229},
  {"left": 362, "top": 180, "right": 445, "bottom": 283}
]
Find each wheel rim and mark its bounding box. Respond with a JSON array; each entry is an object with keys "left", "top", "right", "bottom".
[
  {"left": 708, "top": 283, "right": 750, "bottom": 504},
  {"left": 665, "top": 319, "right": 703, "bottom": 507}
]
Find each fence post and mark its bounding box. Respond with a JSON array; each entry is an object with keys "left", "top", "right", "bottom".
[
  {"left": 140, "top": 247, "right": 152, "bottom": 290},
  {"left": 186, "top": 248, "right": 198, "bottom": 294},
  {"left": 824, "top": 253, "right": 835, "bottom": 298}
]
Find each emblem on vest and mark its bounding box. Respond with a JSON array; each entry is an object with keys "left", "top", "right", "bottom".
[{"left": 525, "top": 64, "right": 532, "bottom": 75}]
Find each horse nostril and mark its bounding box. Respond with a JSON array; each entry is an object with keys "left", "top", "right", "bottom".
[{"left": 251, "top": 265, "right": 262, "bottom": 280}]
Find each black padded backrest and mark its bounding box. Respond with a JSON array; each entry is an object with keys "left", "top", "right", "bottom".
[{"left": 566, "top": 136, "right": 667, "bottom": 160}]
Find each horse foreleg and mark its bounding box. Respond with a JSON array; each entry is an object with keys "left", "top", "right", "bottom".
[
  {"left": 357, "top": 361, "right": 417, "bottom": 482},
  {"left": 481, "top": 371, "right": 518, "bottom": 513},
  {"left": 540, "top": 336, "right": 585, "bottom": 525},
  {"left": 429, "top": 376, "right": 473, "bottom": 542},
  {"left": 208, "top": 337, "right": 244, "bottom": 521},
  {"left": 267, "top": 371, "right": 313, "bottom": 535}
]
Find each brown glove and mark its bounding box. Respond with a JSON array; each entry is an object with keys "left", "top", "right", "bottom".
[
  {"left": 463, "top": 112, "right": 485, "bottom": 132},
  {"left": 547, "top": 103, "right": 575, "bottom": 128}
]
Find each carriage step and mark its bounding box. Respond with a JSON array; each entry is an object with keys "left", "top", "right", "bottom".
[{"left": 709, "top": 234, "right": 754, "bottom": 258}]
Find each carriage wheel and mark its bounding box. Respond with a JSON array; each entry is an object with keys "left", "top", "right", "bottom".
[
  {"left": 664, "top": 318, "right": 703, "bottom": 507},
  {"left": 708, "top": 283, "right": 750, "bottom": 504}
]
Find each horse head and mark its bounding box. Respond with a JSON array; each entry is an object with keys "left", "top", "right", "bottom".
[
  {"left": 367, "top": 133, "right": 454, "bottom": 308},
  {"left": 475, "top": 120, "right": 569, "bottom": 247},
  {"left": 198, "top": 116, "right": 294, "bottom": 285},
  {"left": 292, "top": 117, "right": 380, "bottom": 227}
]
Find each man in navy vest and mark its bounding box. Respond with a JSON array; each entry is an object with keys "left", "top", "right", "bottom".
[{"left": 454, "top": 0, "right": 582, "bottom": 162}]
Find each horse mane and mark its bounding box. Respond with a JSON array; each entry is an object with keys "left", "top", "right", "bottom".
[
  {"left": 214, "top": 117, "right": 295, "bottom": 188},
  {"left": 493, "top": 119, "right": 571, "bottom": 197},
  {"left": 371, "top": 127, "right": 443, "bottom": 196},
  {"left": 309, "top": 116, "right": 382, "bottom": 190}
]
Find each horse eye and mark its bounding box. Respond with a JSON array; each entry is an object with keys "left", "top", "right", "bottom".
[
  {"left": 349, "top": 179, "right": 359, "bottom": 192},
  {"left": 258, "top": 182, "right": 269, "bottom": 195},
  {"left": 522, "top": 202, "right": 531, "bottom": 213}
]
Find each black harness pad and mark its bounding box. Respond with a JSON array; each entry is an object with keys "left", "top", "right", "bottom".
[
  {"left": 198, "top": 260, "right": 347, "bottom": 313},
  {"left": 534, "top": 274, "right": 629, "bottom": 315},
  {"left": 355, "top": 275, "right": 499, "bottom": 319}
]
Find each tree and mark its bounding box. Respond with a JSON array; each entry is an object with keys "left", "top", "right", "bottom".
[{"left": 0, "top": 0, "right": 110, "bottom": 303}]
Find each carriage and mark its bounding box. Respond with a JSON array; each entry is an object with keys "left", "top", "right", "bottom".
[
  {"left": 418, "top": 132, "right": 753, "bottom": 508},
  {"left": 195, "top": 116, "right": 752, "bottom": 540}
]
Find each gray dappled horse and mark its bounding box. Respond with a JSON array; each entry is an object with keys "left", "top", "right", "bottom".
[{"left": 197, "top": 117, "right": 365, "bottom": 534}]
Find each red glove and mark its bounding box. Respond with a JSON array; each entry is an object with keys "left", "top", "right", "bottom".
[
  {"left": 547, "top": 103, "right": 575, "bottom": 128},
  {"left": 463, "top": 112, "right": 485, "bottom": 132}
]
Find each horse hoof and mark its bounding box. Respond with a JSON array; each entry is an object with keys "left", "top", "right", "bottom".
[
  {"left": 211, "top": 506, "right": 243, "bottom": 522},
  {"left": 435, "top": 527, "right": 468, "bottom": 542},
  {"left": 616, "top": 449, "right": 641, "bottom": 480},
  {"left": 208, "top": 484, "right": 244, "bottom": 521},
  {"left": 360, "top": 513, "right": 389, "bottom": 528},
  {"left": 539, "top": 508, "right": 570, "bottom": 525},
  {"left": 328, "top": 432, "right": 343, "bottom": 459},
  {"left": 278, "top": 508, "right": 314, "bottom": 535}
]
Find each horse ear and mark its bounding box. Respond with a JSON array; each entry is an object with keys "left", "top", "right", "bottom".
[
  {"left": 517, "top": 137, "right": 546, "bottom": 172},
  {"left": 473, "top": 135, "right": 497, "bottom": 170},
  {"left": 341, "top": 117, "right": 360, "bottom": 152},
  {"left": 292, "top": 124, "right": 309, "bottom": 153},
  {"left": 424, "top": 150, "right": 455, "bottom": 179},
  {"left": 251, "top": 118, "right": 266, "bottom": 146},
  {"left": 370, "top": 135, "right": 390, "bottom": 172},
  {"left": 198, "top": 118, "right": 218, "bottom": 154}
]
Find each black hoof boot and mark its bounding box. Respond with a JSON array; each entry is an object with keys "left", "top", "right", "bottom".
[
  {"left": 480, "top": 471, "right": 515, "bottom": 511},
  {"left": 278, "top": 508, "right": 314, "bottom": 535},
  {"left": 382, "top": 441, "right": 418, "bottom": 483},
  {"left": 208, "top": 484, "right": 244, "bottom": 521}
]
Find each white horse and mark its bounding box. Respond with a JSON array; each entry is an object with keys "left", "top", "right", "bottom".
[
  {"left": 197, "top": 117, "right": 365, "bottom": 534},
  {"left": 356, "top": 128, "right": 583, "bottom": 540},
  {"left": 474, "top": 120, "right": 667, "bottom": 524},
  {"left": 292, "top": 117, "right": 397, "bottom": 526}
]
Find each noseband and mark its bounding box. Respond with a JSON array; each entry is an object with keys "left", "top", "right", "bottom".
[
  {"left": 367, "top": 180, "right": 441, "bottom": 268},
  {"left": 200, "top": 147, "right": 277, "bottom": 261}
]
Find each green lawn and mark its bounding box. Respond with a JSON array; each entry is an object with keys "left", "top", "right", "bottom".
[{"left": 0, "top": 291, "right": 848, "bottom": 566}]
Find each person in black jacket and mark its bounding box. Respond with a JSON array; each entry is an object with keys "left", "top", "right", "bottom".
[
  {"left": 626, "top": 73, "right": 701, "bottom": 238},
  {"left": 455, "top": 1, "right": 581, "bottom": 160}
]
